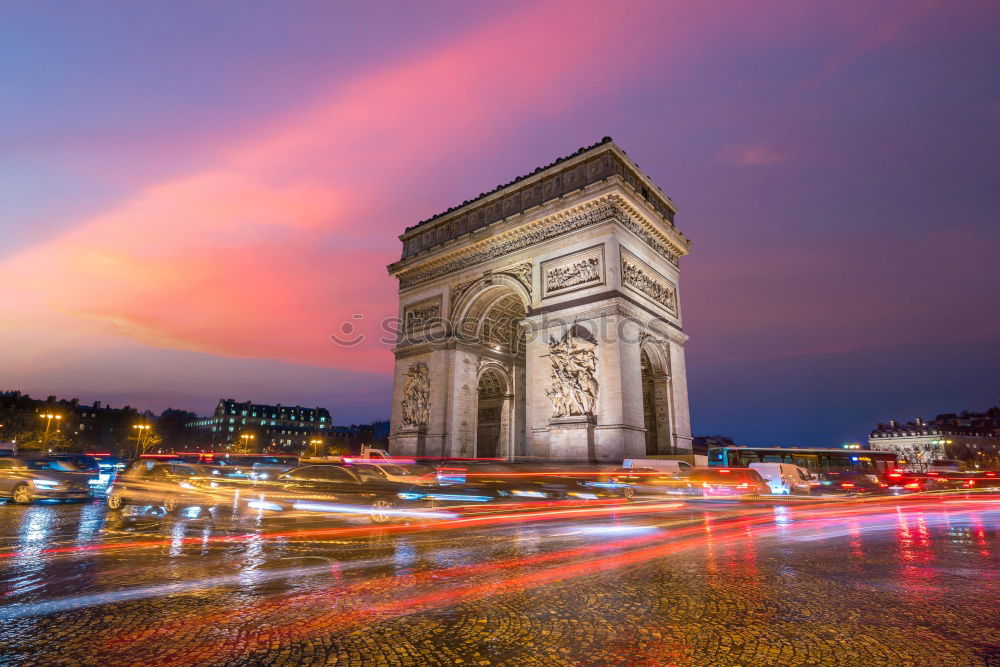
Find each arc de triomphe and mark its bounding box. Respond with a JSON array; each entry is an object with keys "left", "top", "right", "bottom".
[{"left": 386, "top": 138, "right": 692, "bottom": 463}]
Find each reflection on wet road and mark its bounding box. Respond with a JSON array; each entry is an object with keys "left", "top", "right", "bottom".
[{"left": 0, "top": 495, "right": 998, "bottom": 665}]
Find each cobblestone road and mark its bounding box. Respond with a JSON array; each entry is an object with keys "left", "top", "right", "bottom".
[{"left": 0, "top": 496, "right": 997, "bottom": 666}]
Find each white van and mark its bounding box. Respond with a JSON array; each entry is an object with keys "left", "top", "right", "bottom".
[
  {"left": 749, "top": 462, "right": 813, "bottom": 495},
  {"left": 621, "top": 459, "right": 694, "bottom": 476}
]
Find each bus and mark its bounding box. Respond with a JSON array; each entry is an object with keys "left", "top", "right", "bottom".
[{"left": 708, "top": 447, "right": 898, "bottom": 478}]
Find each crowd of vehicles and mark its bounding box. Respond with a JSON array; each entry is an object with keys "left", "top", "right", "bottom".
[{"left": 2, "top": 446, "right": 998, "bottom": 522}]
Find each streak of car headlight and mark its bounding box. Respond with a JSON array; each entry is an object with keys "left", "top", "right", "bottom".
[
  {"left": 291, "top": 501, "right": 458, "bottom": 519},
  {"left": 397, "top": 492, "right": 424, "bottom": 500},
  {"left": 424, "top": 493, "right": 493, "bottom": 503},
  {"left": 247, "top": 500, "right": 283, "bottom": 511},
  {"left": 583, "top": 481, "right": 629, "bottom": 488},
  {"left": 32, "top": 479, "right": 61, "bottom": 489},
  {"left": 179, "top": 482, "right": 195, "bottom": 489},
  {"left": 567, "top": 492, "right": 599, "bottom": 499},
  {"left": 511, "top": 490, "right": 546, "bottom": 498}
]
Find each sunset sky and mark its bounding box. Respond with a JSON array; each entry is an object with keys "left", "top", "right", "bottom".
[{"left": 2, "top": 1, "right": 998, "bottom": 446}]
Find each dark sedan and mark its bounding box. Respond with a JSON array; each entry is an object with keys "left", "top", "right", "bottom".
[
  {"left": 813, "top": 471, "right": 890, "bottom": 495},
  {"left": 254, "top": 464, "right": 432, "bottom": 523},
  {"left": 684, "top": 468, "right": 771, "bottom": 497},
  {"left": 0, "top": 457, "right": 96, "bottom": 504},
  {"left": 433, "top": 463, "right": 632, "bottom": 502},
  {"left": 106, "top": 460, "right": 230, "bottom": 513}
]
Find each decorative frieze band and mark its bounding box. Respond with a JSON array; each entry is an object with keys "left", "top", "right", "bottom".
[
  {"left": 541, "top": 245, "right": 605, "bottom": 298},
  {"left": 620, "top": 248, "right": 677, "bottom": 314},
  {"left": 398, "top": 200, "right": 678, "bottom": 291}
]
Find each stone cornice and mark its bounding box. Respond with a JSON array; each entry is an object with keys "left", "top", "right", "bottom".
[
  {"left": 389, "top": 191, "right": 689, "bottom": 292},
  {"left": 398, "top": 140, "right": 681, "bottom": 249}
]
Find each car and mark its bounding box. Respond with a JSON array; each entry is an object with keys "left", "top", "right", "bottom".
[
  {"left": 431, "top": 463, "right": 631, "bottom": 502},
  {"left": 47, "top": 453, "right": 123, "bottom": 490},
  {"left": 345, "top": 462, "right": 437, "bottom": 486},
  {"left": 939, "top": 470, "right": 1000, "bottom": 490},
  {"left": 927, "top": 459, "right": 967, "bottom": 473},
  {"left": 883, "top": 470, "right": 955, "bottom": 494},
  {"left": 684, "top": 468, "right": 771, "bottom": 497},
  {"left": 608, "top": 467, "right": 691, "bottom": 496},
  {"left": 748, "top": 462, "right": 814, "bottom": 495},
  {"left": 815, "top": 471, "right": 889, "bottom": 495},
  {"left": 249, "top": 457, "right": 298, "bottom": 481},
  {"left": 0, "top": 457, "right": 96, "bottom": 504},
  {"left": 620, "top": 458, "right": 694, "bottom": 476},
  {"left": 105, "top": 460, "right": 228, "bottom": 513},
  {"left": 259, "top": 464, "right": 432, "bottom": 523}
]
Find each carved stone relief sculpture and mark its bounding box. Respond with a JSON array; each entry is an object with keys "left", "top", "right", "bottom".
[
  {"left": 403, "top": 298, "right": 442, "bottom": 331},
  {"left": 541, "top": 245, "right": 605, "bottom": 298},
  {"left": 498, "top": 262, "right": 532, "bottom": 294},
  {"left": 620, "top": 249, "right": 677, "bottom": 313},
  {"left": 547, "top": 257, "right": 599, "bottom": 292},
  {"left": 400, "top": 362, "right": 431, "bottom": 428},
  {"left": 545, "top": 332, "right": 599, "bottom": 418}
]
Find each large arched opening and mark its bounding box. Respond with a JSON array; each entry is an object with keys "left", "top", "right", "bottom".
[{"left": 453, "top": 277, "right": 528, "bottom": 459}]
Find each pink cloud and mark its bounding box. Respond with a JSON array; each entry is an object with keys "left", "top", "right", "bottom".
[
  {"left": 719, "top": 143, "right": 788, "bottom": 166},
  {"left": 5, "top": 0, "right": 715, "bottom": 373},
  {"left": 4, "top": 0, "right": 884, "bottom": 377}
]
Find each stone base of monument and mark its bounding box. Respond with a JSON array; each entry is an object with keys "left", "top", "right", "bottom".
[
  {"left": 389, "top": 428, "right": 427, "bottom": 458},
  {"left": 547, "top": 415, "right": 596, "bottom": 462}
]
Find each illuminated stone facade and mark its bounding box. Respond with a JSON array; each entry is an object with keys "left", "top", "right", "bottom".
[
  {"left": 869, "top": 411, "right": 1000, "bottom": 470},
  {"left": 387, "top": 138, "right": 692, "bottom": 462}
]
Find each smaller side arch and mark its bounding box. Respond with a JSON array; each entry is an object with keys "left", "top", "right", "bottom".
[
  {"left": 639, "top": 335, "right": 670, "bottom": 377},
  {"left": 639, "top": 336, "right": 672, "bottom": 456},
  {"left": 475, "top": 364, "right": 513, "bottom": 459}
]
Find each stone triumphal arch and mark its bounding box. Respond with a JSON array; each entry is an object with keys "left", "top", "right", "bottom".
[{"left": 387, "top": 138, "right": 692, "bottom": 462}]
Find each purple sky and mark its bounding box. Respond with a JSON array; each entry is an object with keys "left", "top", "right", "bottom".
[{"left": 2, "top": 1, "right": 998, "bottom": 445}]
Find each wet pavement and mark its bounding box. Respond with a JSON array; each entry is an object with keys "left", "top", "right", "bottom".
[{"left": 0, "top": 494, "right": 998, "bottom": 666}]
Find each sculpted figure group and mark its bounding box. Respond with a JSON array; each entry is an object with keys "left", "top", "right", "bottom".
[
  {"left": 546, "top": 333, "right": 599, "bottom": 417},
  {"left": 400, "top": 362, "right": 430, "bottom": 428},
  {"left": 546, "top": 257, "right": 600, "bottom": 292}
]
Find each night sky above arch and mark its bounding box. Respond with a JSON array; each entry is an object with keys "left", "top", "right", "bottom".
[{"left": 2, "top": 0, "right": 998, "bottom": 445}]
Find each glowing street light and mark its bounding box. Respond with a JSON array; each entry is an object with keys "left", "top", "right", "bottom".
[
  {"left": 309, "top": 438, "right": 323, "bottom": 457},
  {"left": 39, "top": 413, "right": 62, "bottom": 449},
  {"left": 132, "top": 423, "right": 152, "bottom": 457},
  {"left": 240, "top": 433, "right": 256, "bottom": 452}
]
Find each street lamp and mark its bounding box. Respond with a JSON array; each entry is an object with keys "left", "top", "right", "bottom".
[
  {"left": 240, "top": 433, "right": 256, "bottom": 452},
  {"left": 132, "top": 424, "right": 152, "bottom": 457},
  {"left": 39, "top": 413, "right": 62, "bottom": 450},
  {"left": 310, "top": 438, "right": 323, "bottom": 457}
]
